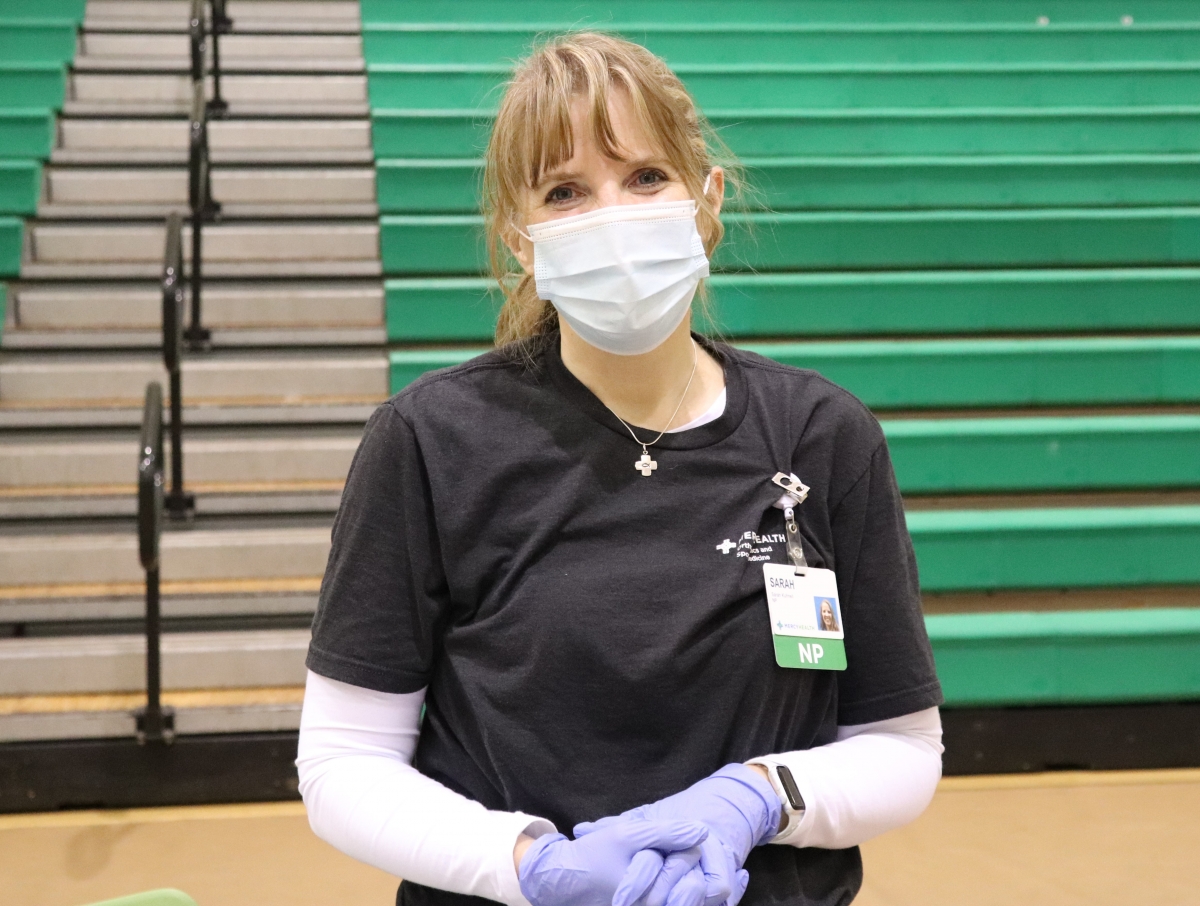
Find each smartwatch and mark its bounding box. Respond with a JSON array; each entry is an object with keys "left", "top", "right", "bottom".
[{"left": 753, "top": 760, "right": 806, "bottom": 836}]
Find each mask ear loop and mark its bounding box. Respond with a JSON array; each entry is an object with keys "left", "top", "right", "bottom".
[
  {"left": 702, "top": 171, "right": 712, "bottom": 197},
  {"left": 511, "top": 222, "right": 533, "bottom": 242}
]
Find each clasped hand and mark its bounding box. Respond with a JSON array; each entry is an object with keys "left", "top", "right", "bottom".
[{"left": 518, "top": 764, "right": 781, "bottom": 906}]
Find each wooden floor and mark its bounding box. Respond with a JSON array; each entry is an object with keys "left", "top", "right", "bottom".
[{"left": 2, "top": 769, "right": 1198, "bottom": 906}]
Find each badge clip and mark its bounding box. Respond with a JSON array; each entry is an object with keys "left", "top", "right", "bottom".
[
  {"left": 772, "top": 472, "right": 809, "bottom": 505},
  {"left": 771, "top": 473, "right": 810, "bottom": 572}
]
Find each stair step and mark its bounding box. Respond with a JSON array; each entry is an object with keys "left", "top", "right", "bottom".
[
  {"left": 0, "top": 351, "right": 388, "bottom": 407},
  {"left": 358, "top": 0, "right": 1200, "bottom": 26},
  {"left": 376, "top": 154, "right": 1200, "bottom": 213},
  {"left": 370, "top": 106, "right": 1200, "bottom": 159},
  {"left": 0, "top": 686, "right": 305, "bottom": 742},
  {"left": 65, "top": 73, "right": 369, "bottom": 117},
  {"left": 24, "top": 221, "right": 381, "bottom": 278},
  {"left": 362, "top": 23, "right": 1200, "bottom": 66},
  {"left": 0, "top": 489, "right": 344, "bottom": 519},
  {"left": 38, "top": 166, "right": 379, "bottom": 218},
  {"left": 76, "top": 32, "right": 364, "bottom": 72},
  {"left": 46, "top": 168, "right": 376, "bottom": 205},
  {"left": 390, "top": 336, "right": 1200, "bottom": 409},
  {"left": 0, "top": 429, "right": 359, "bottom": 491},
  {"left": 9, "top": 279, "right": 383, "bottom": 328},
  {"left": 86, "top": 0, "right": 361, "bottom": 33},
  {"left": 2, "top": 327, "right": 388, "bottom": 350},
  {"left": 0, "top": 110, "right": 55, "bottom": 160},
  {"left": 0, "top": 590, "right": 317, "bottom": 624},
  {"left": 366, "top": 62, "right": 1200, "bottom": 111},
  {"left": 54, "top": 118, "right": 373, "bottom": 165},
  {"left": 383, "top": 270, "right": 1200, "bottom": 343},
  {"left": 0, "top": 629, "right": 310, "bottom": 695},
  {"left": 0, "top": 525, "right": 330, "bottom": 592},
  {"left": 377, "top": 208, "right": 1200, "bottom": 274},
  {"left": 0, "top": 401, "right": 379, "bottom": 430}
]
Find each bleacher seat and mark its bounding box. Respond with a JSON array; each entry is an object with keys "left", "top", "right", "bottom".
[{"left": 365, "top": 2, "right": 1200, "bottom": 709}]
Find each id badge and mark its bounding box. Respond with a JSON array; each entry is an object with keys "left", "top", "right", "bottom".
[{"left": 763, "top": 563, "right": 847, "bottom": 670}]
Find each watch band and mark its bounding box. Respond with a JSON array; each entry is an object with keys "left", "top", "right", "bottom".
[{"left": 751, "top": 760, "right": 806, "bottom": 836}]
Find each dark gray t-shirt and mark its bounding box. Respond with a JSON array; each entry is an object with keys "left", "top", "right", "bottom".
[{"left": 308, "top": 333, "right": 942, "bottom": 906}]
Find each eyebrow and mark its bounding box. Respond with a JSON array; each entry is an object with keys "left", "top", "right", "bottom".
[
  {"left": 535, "top": 157, "right": 673, "bottom": 191},
  {"left": 535, "top": 169, "right": 583, "bottom": 190}
]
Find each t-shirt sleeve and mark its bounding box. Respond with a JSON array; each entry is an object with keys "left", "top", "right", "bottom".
[
  {"left": 307, "top": 400, "right": 450, "bottom": 694},
  {"left": 832, "top": 439, "right": 943, "bottom": 725}
]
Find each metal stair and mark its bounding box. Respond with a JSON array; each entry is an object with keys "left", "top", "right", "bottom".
[{"left": 0, "top": 0, "right": 385, "bottom": 743}]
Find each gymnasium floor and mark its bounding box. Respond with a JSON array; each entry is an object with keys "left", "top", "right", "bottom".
[{"left": 4, "top": 770, "right": 1198, "bottom": 906}]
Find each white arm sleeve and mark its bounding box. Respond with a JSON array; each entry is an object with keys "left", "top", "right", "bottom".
[
  {"left": 749, "top": 706, "right": 944, "bottom": 850},
  {"left": 296, "top": 670, "right": 557, "bottom": 906}
]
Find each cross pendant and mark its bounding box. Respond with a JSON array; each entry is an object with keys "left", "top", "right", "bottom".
[{"left": 635, "top": 452, "right": 658, "bottom": 477}]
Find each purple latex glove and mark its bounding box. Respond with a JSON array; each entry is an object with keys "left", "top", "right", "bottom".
[
  {"left": 519, "top": 818, "right": 709, "bottom": 906},
  {"left": 574, "top": 764, "right": 781, "bottom": 906}
]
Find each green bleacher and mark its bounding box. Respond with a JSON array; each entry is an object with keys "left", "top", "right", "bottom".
[
  {"left": 0, "top": 9, "right": 80, "bottom": 279},
  {"left": 367, "top": 2, "right": 1200, "bottom": 709}
]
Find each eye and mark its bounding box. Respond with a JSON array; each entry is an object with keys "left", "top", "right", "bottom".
[
  {"left": 632, "top": 169, "right": 668, "bottom": 188},
  {"left": 545, "top": 185, "right": 576, "bottom": 204}
]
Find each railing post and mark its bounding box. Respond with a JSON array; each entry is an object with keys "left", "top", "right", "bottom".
[
  {"left": 208, "top": 0, "right": 232, "bottom": 118},
  {"left": 188, "top": 0, "right": 204, "bottom": 86},
  {"left": 163, "top": 212, "right": 195, "bottom": 519},
  {"left": 135, "top": 382, "right": 175, "bottom": 746},
  {"left": 184, "top": 82, "right": 213, "bottom": 350}
]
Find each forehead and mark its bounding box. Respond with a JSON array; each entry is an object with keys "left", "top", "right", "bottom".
[{"left": 568, "top": 92, "right": 660, "bottom": 159}]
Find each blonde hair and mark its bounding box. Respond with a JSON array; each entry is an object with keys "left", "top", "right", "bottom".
[{"left": 482, "top": 32, "right": 740, "bottom": 350}]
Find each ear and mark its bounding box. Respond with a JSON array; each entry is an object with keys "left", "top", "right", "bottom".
[
  {"left": 502, "top": 225, "right": 534, "bottom": 275},
  {"left": 705, "top": 166, "right": 726, "bottom": 218}
]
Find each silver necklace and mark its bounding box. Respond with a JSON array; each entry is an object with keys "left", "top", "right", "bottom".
[{"left": 609, "top": 339, "right": 699, "bottom": 477}]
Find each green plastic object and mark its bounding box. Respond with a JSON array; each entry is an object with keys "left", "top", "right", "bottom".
[
  {"left": 82, "top": 890, "right": 198, "bottom": 906},
  {"left": 359, "top": 0, "right": 1200, "bottom": 26},
  {"left": 367, "top": 62, "right": 1200, "bottom": 111},
  {"left": 386, "top": 277, "right": 502, "bottom": 341},
  {"left": 0, "top": 160, "right": 41, "bottom": 215},
  {"left": 0, "top": 0, "right": 85, "bottom": 18},
  {"left": 742, "top": 336, "right": 1200, "bottom": 409},
  {"left": 0, "top": 64, "right": 67, "bottom": 110},
  {"left": 717, "top": 207, "right": 1200, "bottom": 271},
  {"left": 928, "top": 608, "right": 1200, "bottom": 706},
  {"left": 385, "top": 269, "right": 1200, "bottom": 342},
  {"left": 0, "top": 109, "right": 56, "bottom": 159},
  {"left": 380, "top": 207, "right": 1200, "bottom": 274},
  {"left": 0, "top": 20, "right": 79, "bottom": 64},
  {"left": 390, "top": 336, "right": 1200, "bottom": 409},
  {"left": 371, "top": 106, "right": 1200, "bottom": 158},
  {"left": 909, "top": 506, "right": 1200, "bottom": 591},
  {"left": 377, "top": 154, "right": 1200, "bottom": 213},
  {"left": 0, "top": 215, "right": 22, "bottom": 277},
  {"left": 363, "top": 24, "right": 1200, "bottom": 67},
  {"left": 886, "top": 414, "right": 1200, "bottom": 493}
]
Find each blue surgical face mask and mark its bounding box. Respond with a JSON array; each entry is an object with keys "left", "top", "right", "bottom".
[{"left": 518, "top": 198, "right": 711, "bottom": 355}]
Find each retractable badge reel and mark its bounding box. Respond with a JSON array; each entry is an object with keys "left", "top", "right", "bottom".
[{"left": 762, "top": 472, "right": 847, "bottom": 671}]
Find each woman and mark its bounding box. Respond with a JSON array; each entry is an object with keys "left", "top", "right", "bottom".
[
  {"left": 297, "top": 33, "right": 943, "bottom": 906},
  {"left": 819, "top": 600, "right": 840, "bottom": 633}
]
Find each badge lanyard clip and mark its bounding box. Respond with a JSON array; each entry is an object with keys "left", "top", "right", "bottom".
[{"left": 771, "top": 472, "right": 810, "bottom": 572}]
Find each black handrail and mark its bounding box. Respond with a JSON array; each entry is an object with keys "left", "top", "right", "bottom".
[
  {"left": 188, "top": 0, "right": 204, "bottom": 85},
  {"left": 134, "top": 382, "right": 176, "bottom": 746},
  {"left": 163, "top": 212, "right": 195, "bottom": 518},
  {"left": 184, "top": 81, "right": 217, "bottom": 349},
  {"left": 209, "top": 0, "right": 232, "bottom": 118},
  {"left": 189, "top": 0, "right": 230, "bottom": 119}
]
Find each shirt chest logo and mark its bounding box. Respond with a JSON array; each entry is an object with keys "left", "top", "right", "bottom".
[{"left": 715, "top": 530, "right": 786, "bottom": 562}]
